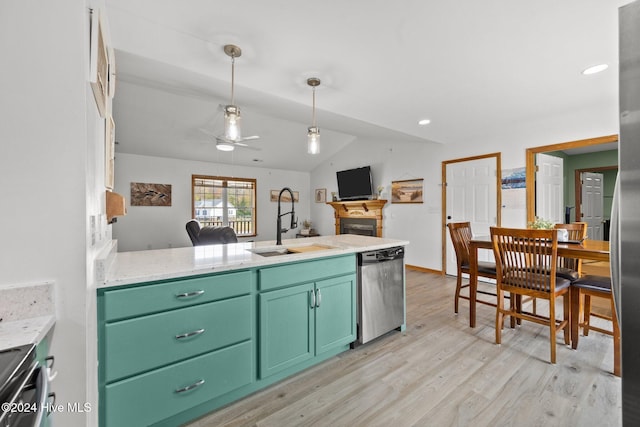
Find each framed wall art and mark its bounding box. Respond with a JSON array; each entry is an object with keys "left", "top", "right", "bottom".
[
  {"left": 270, "top": 189, "right": 299, "bottom": 203},
  {"left": 89, "top": 8, "right": 109, "bottom": 117},
  {"left": 314, "top": 188, "right": 326, "bottom": 203},
  {"left": 130, "top": 182, "right": 172, "bottom": 206},
  {"left": 391, "top": 179, "right": 424, "bottom": 203}
]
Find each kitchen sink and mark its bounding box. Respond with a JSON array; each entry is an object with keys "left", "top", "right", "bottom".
[
  {"left": 249, "top": 244, "right": 336, "bottom": 257},
  {"left": 252, "top": 249, "right": 296, "bottom": 257}
]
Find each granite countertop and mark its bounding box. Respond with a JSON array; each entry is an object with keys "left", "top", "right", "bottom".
[
  {"left": 0, "top": 282, "right": 55, "bottom": 351},
  {"left": 101, "top": 234, "right": 409, "bottom": 289}
]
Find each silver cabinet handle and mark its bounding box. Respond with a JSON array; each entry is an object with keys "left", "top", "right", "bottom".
[
  {"left": 316, "top": 289, "right": 321, "bottom": 308},
  {"left": 175, "top": 290, "right": 205, "bottom": 299},
  {"left": 310, "top": 289, "right": 316, "bottom": 308},
  {"left": 175, "top": 328, "right": 205, "bottom": 340},
  {"left": 174, "top": 379, "right": 205, "bottom": 394}
]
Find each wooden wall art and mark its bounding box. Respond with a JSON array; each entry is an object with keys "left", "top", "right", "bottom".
[{"left": 130, "top": 182, "right": 172, "bottom": 206}]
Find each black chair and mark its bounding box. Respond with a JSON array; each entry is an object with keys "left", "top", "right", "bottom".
[
  {"left": 185, "top": 220, "right": 238, "bottom": 246},
  {"left": 570, "top": 275, "right": 620, "bottom": 376}
]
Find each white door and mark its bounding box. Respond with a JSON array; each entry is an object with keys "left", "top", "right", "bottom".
[
  {"left": 581, "top": 171, "right": 604, "bottom": 240},
  {"left": 536, "top": 153, "right": 564, "bottom": 224},
  {"left": 445, "top": 157, "right": 498, "bottom": 275}
]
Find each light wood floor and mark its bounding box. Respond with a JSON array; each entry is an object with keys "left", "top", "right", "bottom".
[{"left": 187, "top": 270, "right": 621, "bottom": 427}]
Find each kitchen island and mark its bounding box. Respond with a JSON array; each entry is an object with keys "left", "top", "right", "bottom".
[{"left": 97, "top": 235, "right": 408, "bottom": 427}]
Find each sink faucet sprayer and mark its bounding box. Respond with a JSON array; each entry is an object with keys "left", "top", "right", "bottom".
[{"left": 276, "top": 187, "right": 298, "bottom": 245}]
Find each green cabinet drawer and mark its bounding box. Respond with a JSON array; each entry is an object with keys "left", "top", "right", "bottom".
[
  {"left": 259, "top": 255, "right": 356, "bottom": 291},
  {"left": 104, "top": 341, "right": 252, "bottom": 427},
  {"left": 104, "top": 295, "right": 252, "bottom": 382},
  {"left": 101, "top": 270, "right": 252, "bottom": 321}
]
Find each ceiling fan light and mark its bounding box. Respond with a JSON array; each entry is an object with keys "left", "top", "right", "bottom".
[
  {"left": 308, "top": 126, "right": 320, "bottom": 154},
  {"left": 224, "top": 105, "right": 241, "bottom": 141},
  {"left": 216, "top": 141, "right": 235, "bottom": 152}
]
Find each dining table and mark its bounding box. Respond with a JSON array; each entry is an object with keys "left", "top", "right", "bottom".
[{"left": 467, "top": 234, "right": 610, "bottom": 328}]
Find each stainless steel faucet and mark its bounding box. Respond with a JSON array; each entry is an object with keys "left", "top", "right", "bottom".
[{"left": 276, "top": 187, "right": 298, "bottom": 245}]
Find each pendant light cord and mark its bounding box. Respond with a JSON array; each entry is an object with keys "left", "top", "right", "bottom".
[
  {"left": 312, "top": 86, "right": 316, "bottom": 126},
  {"left": 230, "top": 55, "right": 236, "bottom": 105}
]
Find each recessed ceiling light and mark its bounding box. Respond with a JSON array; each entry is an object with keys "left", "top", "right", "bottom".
[
  {"left": 582, "top": 64, "right": 608, "bottom": 75},
  {"left": 418, "top": 119, "right": 431, "bottom": 125}
]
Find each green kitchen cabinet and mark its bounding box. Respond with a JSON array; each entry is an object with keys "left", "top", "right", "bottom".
[
  {"left": 97, "top": 254, "right": 358, "bottom": 426},
  {"left": 259, "top": 270, "right": 356, "bottom": 379},
  {"left": 97, "top": 269, "right": 255, "bottom": 427}
]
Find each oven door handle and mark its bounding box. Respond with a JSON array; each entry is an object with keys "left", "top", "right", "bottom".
[{"left": 33, "top": 365, "right": 49, "bottom": 427}]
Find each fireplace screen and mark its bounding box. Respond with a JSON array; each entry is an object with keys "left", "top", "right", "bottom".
[{"left": 340, "top": 218, "right": 376, "bottom": 236}]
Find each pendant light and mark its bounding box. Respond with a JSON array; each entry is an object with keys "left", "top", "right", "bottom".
[
  {"left": 307, "top": 77, "right": 321, "bottom": 155},
  {"left": 223, "top": 44, "right": 242, "bottom": 142}
]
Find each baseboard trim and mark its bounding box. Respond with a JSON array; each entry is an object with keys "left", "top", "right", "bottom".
[{"left": 406, "top": 264, "right": 443, "bottom": 275}]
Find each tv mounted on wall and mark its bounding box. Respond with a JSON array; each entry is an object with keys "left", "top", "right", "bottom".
[{"left": 336, "top": 166, "right": 373, "bottom": 200}]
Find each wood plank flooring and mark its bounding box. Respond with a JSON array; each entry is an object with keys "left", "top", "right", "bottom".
[{"left": 187, "top": 270, "right": 621, "bottom": 427}]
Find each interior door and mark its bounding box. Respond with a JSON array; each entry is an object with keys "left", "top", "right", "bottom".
[
  {"left": 581, "top": 171, "right": 604, "bottom": 240},
  {"left": 535, "top": 153, "right": 564, "bottom": 224},
  {"left": 445, "top": 157, "right": 498, "bottom": 275}
]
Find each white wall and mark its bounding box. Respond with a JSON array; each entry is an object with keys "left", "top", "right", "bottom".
[
  {"left": 310, "top": 105, "right": 618, "bottom": 272},
  {"left": 310, "top": 138, "right": 445, "bottom": 270},
  {"left": 113, "top": 153, "right": 311, "bottom": 251},
  {"left": 0, "top": 1, "right": 109, "bottom": 426}
]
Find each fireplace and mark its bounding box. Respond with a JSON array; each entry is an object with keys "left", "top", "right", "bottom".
[
  {"left": 327, "top": 199, "right": 387, "bottom": 238},
  {"left": 340, "top": 218, "right": 376, "bottom": 236}
]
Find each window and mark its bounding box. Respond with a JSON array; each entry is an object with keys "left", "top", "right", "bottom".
[{"left": 192, "top": 175, "right": 257, "bottom": 237}]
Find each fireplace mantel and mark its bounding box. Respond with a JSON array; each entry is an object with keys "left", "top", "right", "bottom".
[{"left": 327, "top": 199, "right": 388, "bottom": 237}]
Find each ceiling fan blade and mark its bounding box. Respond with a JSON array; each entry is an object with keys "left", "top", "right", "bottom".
[
  {"left": 240, "top": 135, "right": 260, "bottom": 141},
  {"left": 235, "top": 142, "right": 261, "bottom": 151},
  {"left": 198, "top": 128, "right": 218, "bottom": 136}
]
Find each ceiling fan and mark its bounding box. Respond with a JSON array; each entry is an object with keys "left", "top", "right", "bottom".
[
  {"left": 197, "top": 127, "right": 261, "bottom": 151},
  {"left": 214, "top": 135, "right": 261, "bottom": 151}
]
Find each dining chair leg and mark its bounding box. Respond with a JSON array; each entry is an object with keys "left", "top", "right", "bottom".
[
  {"left": 496, "top": 288, "right": 504, "bottom": 345},
  {"left": 583, "top": 295, "right": 592, "bottom": 336},
  {"left": 454, "top": 273, "right": 462, "bottom": 314},
  {"left": 570, "top": 286, "right": 580, "bottom": 350},
  {"left": 563, "top": 292, "right": 571, "bottom": 345},
  {"left": 510, "top": 294, "right": 519, "bottom": 328},
  {"left": 549, "top": 297, "right": 557, "bottom": 364}
]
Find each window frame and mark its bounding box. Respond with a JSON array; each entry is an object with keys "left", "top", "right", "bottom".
[{"left": 191, "top": 174, "right": 257, "bottom": 238}]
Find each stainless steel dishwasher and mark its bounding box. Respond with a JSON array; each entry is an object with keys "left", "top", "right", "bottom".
[{"left": 357, "top": 246, "right": 405, "bottom": 344}]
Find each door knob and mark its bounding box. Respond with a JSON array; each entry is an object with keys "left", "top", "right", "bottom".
[{"left": 447, "top": 216, "right": 452, "bottom": 220}]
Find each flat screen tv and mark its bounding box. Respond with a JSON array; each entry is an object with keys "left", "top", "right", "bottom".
[{"left": 336, "top": 166, "right": 373, "bottom": 200}]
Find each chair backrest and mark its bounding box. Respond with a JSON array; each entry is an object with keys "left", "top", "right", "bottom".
[
  {"left": 197, "top": 226, "right": 238, "bottom": 245},
  {"left": 554, "top": 222, "right": 587, "bottom": 241},
  {"left": 186, "top": 220, "right": 201, "bottom": 245},
  {"left": 554, "top": 222, "right": 587, "bottom": 272},
  {"left": 447, "top": 222, "right": 473, "bottom": 268},
  {"left": 185, "top": 220, "right": 239, "bottom": 246},
  {"left": 490, "top": 227, "right": 559, "bottom": 294}
]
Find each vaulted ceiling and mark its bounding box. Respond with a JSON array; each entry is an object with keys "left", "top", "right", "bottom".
[{"left": 106, "top": 0, "right": 626, "bottom": 171}]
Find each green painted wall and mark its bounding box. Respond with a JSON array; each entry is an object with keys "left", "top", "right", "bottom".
[{"left": 562, "top": 150, "right": 618, "bottom": 222}]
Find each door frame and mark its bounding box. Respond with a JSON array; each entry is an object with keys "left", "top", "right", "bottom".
[
  {"left": 575, "top": 165, "right": 618, "bottom": 222},
  {"left": 441, "top": 152, "right": 502, "bottom": 274},
  {"left": 525, "top": 134, "right": 618, "bottom": 224}
]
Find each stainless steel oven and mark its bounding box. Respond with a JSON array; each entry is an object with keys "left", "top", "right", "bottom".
[{"left": 0, "top": 344, "right": 54, "bottom": 427}]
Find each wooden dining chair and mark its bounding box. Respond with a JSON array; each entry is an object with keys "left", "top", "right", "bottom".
[
  {"left": 447, "top": 222, "right": 497, "bottom": 314},
  {"left": 554, "top": 222, "right": 588, "bottom": 281},
  {"left": 570, "top": 275, "right": 620, "bottom": 376},
  {"left": 490, "top": 227, "right": 571, "bottom": 364}
]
